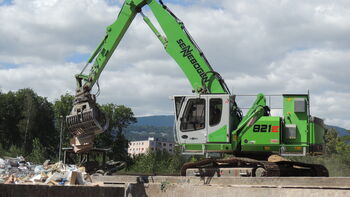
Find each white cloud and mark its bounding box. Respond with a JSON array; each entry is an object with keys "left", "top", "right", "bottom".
[
  {"left": 0, "top": 0, "right": 349, "bottom": 128},
  {"left": 0, "top": 63, "right": 79, "bottom": 99},
  {"left": 0, "top": 0, "right": 118, "bottom": 64}
]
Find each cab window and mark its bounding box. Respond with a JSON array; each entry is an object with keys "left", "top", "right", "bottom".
[
  {"left": 180, "top": 99, "right": 205, "bottom": 132},
  {"left": 210, "top": 98, "right": 222, "bottom": 126},
  {"left": 174, "top": 96, "right": 185, "bottom": 119}
]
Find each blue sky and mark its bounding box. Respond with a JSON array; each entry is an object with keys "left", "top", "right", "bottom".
[
  {"left": 65, "top": 53, "right": 90, "bottom": 64},
  {"left": 0, "top": 0, "right": 12, "bottom": 6},
  {"left": 0, "top": 62, "right": 18, "bottom": 69}
]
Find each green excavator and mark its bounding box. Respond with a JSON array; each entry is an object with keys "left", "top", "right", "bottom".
[{"left": 66, "top": 0, "right": 328, "bottom": 177}]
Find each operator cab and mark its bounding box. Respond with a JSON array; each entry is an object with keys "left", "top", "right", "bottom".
[{"left": 174, "top": 94, "right": 236, "bottom": 145}]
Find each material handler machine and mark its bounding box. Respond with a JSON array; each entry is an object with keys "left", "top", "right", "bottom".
[{"left": 66, "top": 0, "right": 328, "bottom": 177}]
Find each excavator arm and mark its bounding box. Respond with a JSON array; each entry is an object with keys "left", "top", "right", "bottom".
[
  {"left": 67, "top": 0, "right": 234, "bottom": 152},
  {"left": 75, "top": 0, "right": 146, "bottom": 93},
  {"left": 75, "top": 0, "right": 229, "bottom": 95}
]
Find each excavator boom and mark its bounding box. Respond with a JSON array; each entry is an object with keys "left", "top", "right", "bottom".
[{"left": 67, "top": 0, "right": 238, "bottom": 152}]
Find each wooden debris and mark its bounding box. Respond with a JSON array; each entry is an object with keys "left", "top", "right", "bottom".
[
  {"left": 69, "top": 171, "right": 78, "bottom": 185},
  {"left": 4, "top": 174, "right": 16, "bottom": 184}
]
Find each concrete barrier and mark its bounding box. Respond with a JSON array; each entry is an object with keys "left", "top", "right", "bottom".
[
  {"left": 93, "top": 175, "right": 350, "bottom": 188},
  {"left": 100, "top": 176, "right": 350, "bottom": 197},
  {"left": 1, "top": 176, "right": 350, "bottom": 197},
  {"left": 0, "top": 184, "right": 124, "bottom": 197},
  {"left": 141, "top": 183, "right": 350, "bottom": 197}
]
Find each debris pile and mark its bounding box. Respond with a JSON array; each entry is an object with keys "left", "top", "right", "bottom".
[{"left": 0, "top": 157, "right": 92, "bottom": 185}]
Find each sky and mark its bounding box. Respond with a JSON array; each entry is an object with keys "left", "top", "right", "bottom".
[{"left": 0, "top": 0, "right": 349, "bottom": 128}]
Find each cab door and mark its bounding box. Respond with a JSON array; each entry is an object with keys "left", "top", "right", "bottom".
[
  {"left": 175, "top": 96, "right": 207, "bottom": 144},
  {"left": 206, "top": 95, "right": 230, "bottom": 143}
]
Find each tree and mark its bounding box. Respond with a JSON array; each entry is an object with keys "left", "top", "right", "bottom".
[
  {"left": 0, "top": 88, "right": 59, "bottom": 161},
  {"left": 53, "top": 93, "right": 74, "bottom": 120},
  {"left": 28, "top": 138, "right": 46, "bottom": 164},
  {"left": 101, "top": 104, "right": 137, "bottom": 134},
  {"left": 95, "top": 104, "right": 136, "bottom": 162},
  {"left": 128, "top": 148, "right": 186, "bottom": 175},
  {"left": 0, "top": 91, "right": 22, "bottom": 149},
  {"left": 0, "top": 89, "right": 57, "bottom": 158},
  {"left": 112, "top": 132, "right": 131, "bottom": 162},
  {"left": 324, "top": 127, "right": 350, "bottom": 155},
  {"left": 53, "top": 93, "right": 74, "bottom": 149},
  {"left": 15, "top": 89, "right": 57, "bottom": 157},
  {"left": 16, "top": 89, "right": 38, "bottom": 152},
  {"left": 324, "top": 128, "right": 338, "bottom": 154}
]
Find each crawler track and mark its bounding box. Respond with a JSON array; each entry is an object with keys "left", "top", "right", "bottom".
[{"left": 180, "top": 157, "right": 328, "bottom": 177}]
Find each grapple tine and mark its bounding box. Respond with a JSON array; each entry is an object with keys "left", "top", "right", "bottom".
[{"left": 66, "top": 96, "right": 108, "bottom": 153}]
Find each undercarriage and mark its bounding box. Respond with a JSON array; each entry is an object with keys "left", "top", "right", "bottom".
[{"left": 181, "top": 157, "right": 329, "bottom": 177}]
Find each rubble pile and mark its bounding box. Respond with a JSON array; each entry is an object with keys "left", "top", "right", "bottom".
[{"left": 0, "top": 157, "right": 92, "bottom": 185}]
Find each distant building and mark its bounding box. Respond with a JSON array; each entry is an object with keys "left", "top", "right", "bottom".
[{"left": 128, "top": 137, "right": 175, "bottom": 156}]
